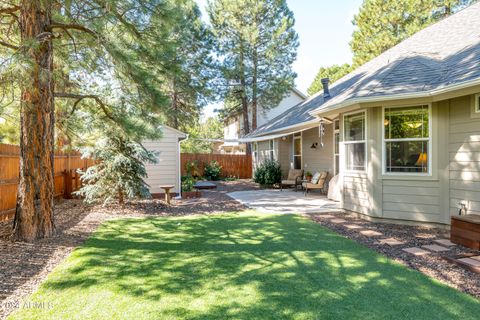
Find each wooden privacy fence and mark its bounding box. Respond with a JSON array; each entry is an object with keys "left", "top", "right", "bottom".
[
  {"left": 0, "top": 144, "right": 95, "bottom": 222},
  {"left": 181, "top": 153, "right": 252, "bottom": 179}
]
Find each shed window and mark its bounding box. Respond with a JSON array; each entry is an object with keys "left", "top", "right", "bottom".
[
  {"left": 384, "top": 105, "right": 430, "bottom": 174},
  {"left": 344, "top": 111, "right": 366, "bottom": 171}
]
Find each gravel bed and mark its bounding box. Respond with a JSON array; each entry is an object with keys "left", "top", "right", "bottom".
[
  {"left": 309, "top": 211, "right": 480, "bottom": 298},
  {"left": 0, "top": 180, "right": 256, "bottom": 319}
]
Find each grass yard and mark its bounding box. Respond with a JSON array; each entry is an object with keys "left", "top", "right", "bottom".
[{"left": 8, "top": 211, "right": 480, "bottom": 320}]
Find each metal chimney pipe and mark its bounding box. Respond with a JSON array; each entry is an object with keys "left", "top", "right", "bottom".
[{"left": 321, "top": 78, "right": 330, "bottom": 100}]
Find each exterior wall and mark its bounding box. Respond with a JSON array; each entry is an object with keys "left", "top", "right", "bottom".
[
  {"left": 257, "top": 91, "right": 305, "bottom": 127},
  {"left": 302, "top": 125, "right": 334, "bottom": 176},
  {"left": 143, "top": 127, "right": 184, "bottom": 195},
  {"left": 449, "top": 95, "right": 480, "bottom": 217},
  {"left": 278, "top": 136, "right": 293, "bottom": 178}
]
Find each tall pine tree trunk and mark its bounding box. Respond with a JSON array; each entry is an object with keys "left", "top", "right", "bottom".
[
  {"left": 239, "top": 46, "right": 251, "bottom": 154},
  {"left": 251, "top": 49, "right": 258, "bottom": 131},
  {"left": 13, "top": 0, "right": 55, "bottom": 241}
]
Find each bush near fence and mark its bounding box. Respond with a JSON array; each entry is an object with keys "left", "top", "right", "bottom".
[
  {"left": 0, "top": 144, "right": 94, "bottom": 225},
  {"left": 180, "top": 153, "right": 252, "bottom": 179}
]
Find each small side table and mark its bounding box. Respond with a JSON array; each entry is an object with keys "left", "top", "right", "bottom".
[{"left": 159, "top": 185, "right": 175, "bottom": 204}]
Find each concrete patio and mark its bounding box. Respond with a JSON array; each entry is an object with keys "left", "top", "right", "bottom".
[{"left": 227, "top": 189, "right": 342, "bottom": 214}]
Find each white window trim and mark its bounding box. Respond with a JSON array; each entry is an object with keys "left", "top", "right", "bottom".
[
  {"left": 343, "top": 110, "right": 367, "bottom": 173},
  {"left": 292, "top": 132, "right": 302, "bottom": 169},
  {"left": 475, "top": 93, "right": 480, "bottom": 113},
  {"left": 333, "top": 119, "right": 340, "bottom": 176},
  {"left": 252, "top": 142, "right": 258, "bottom": 162},
  {"left": 267, "top": 139, "right": 276, "bottom": 161},
  {"left": 381, "top": 104, "right": 432, "bottom": 176}
]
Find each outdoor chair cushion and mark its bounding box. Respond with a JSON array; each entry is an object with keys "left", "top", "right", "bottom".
[
  {"left": 311, "top": 172, "right": 321, "bottom": 184},
  {"left": 311, "top": 171, "right": 327, "bottom": 184},
  {"left": 287, "top": 169, "right": 303, "bottom": 181}
]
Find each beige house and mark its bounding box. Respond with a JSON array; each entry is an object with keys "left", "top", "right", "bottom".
[
  {"left": 143, "top": 126, "right": 187, "bottom": 196},
  {"left": 221, "top": 88, "right": 306, "bottom": 154},
  {"left": 242, "top": 3, "right": 480, "bottom": 226}
]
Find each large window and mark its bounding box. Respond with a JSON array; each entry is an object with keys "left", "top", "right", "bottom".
[
  {"left": 344, "top": 111, "right": 366, "bottom": 171},
  {"left": 252, "top": 142, "right": 258, "bottom": 162},
  {"left": 384, "top": 105, "right": 430, "bottom": 174},
  {"left": 334, "top": 119, "right": 340, "bottom": 175},
  {"left": 293, "top": 132, "right": 302, "bottom": 169}
]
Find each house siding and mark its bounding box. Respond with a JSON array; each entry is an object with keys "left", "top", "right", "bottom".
[
  {"left": 302, "top": 125, "right": 334, "bottom": 176},
  {"left": 449, "top": 95, "right": 480, "bottom": 217},
  {"left": 144, "top": 127, "right": 185, "bottom": 194}
]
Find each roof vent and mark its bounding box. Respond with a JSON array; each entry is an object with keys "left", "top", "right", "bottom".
[{"left": 321, "top": 78, "right": 330, "bottom": 100}]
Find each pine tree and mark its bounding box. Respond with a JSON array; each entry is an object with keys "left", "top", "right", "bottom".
[
  {"left": 0, "top": 0, "right": 184, "bottom": 241},
  {"left": 350, "top": 0, "right": 474, "bottom": 67},
  {"left": 208, "top": 0, "right": 298, "bottom": 141},
  {"left": 307, "top": 64, "right": 352, "bottom": 96},
  {"left": 76, "top": 134, "right": 158, "bottom": 205}
]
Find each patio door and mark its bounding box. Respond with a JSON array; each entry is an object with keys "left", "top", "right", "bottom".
[{"left": 293, "top": 132, "right": 302, "bottom": 169}]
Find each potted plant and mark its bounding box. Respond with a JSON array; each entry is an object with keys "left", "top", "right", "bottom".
[{"left": 305, "top": 171, "right": 313, "bottom": 182}]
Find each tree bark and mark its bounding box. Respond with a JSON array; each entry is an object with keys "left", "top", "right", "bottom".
[
  {"left": 13, "top": 0, "right": 55, "bottom": 241},
  {"left": 251, "top": 49, "right": 258, "bottom": 131},
  {"left": 239, "top": 45, "right": 251, "bottom": 154}
]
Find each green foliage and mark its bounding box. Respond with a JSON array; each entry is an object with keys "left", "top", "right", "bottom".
[
  {"left": 181, "top": 176, "right": 196, "bottom": 192},
  {"left": 181, "top": 116, "right": 224, "bottom": 154},
  {"left": 253, "top": 159, "right": 282, "bottom": 186},
  {"left": 307, "top": 64, "right": 353, "bottom": 96},
  {"left": 208, "top": 0, "right": 298, "bottom": 132},
  {"left": 350, "top": 0, "right": 474, "bottom": 67},
  {"left": 185, "top": 160, "right": 201, "bottom": 178},
  {"left": 305, "top": 171, "right": 313, "bottom": 178},
  {"left": 204, "top": 160, "right": 222, "bottom": 181},
  {"left": 76, "top": 134, "right": 157, "bottom": 205}
]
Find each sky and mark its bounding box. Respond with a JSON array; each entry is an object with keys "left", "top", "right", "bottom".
[{"left": 196, "top": 0, "right": 364, "bottom": 119}]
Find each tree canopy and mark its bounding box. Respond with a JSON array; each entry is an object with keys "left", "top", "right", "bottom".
[
  {"left": 307, "top": 64, "right": 352, "bottom": 96},
  {"left": 208, "top": 0, "right": 298, "bottom": 136}
]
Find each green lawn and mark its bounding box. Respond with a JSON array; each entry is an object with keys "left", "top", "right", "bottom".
[{"left": 8, "top": 211, "right": 480, "bottom": 320}]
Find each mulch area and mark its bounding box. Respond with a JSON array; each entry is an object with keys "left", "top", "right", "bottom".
[
  {"left": 0, "top": 179, "right": 256, "bottom": 319},
  {"left": 310, "top": 212, "right": 480, "bottom": 298}
]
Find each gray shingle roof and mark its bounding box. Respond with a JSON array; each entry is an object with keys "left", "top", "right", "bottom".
[{"left": 246, "top": 2, "right": 480, "bottom": 138}]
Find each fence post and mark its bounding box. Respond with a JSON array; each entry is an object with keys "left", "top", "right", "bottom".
[{"left": 64, "top": 169, "right": 73, "bottom": 199}]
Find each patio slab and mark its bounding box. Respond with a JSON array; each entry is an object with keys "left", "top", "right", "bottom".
[{"left": 227, "top": 189, "right": 343, "bottom": 214}]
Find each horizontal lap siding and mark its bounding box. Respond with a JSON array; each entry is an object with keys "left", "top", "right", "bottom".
[
  {"left": 302, "top": 125, "right": 334, "bottom": 176},
  {"left": 143, "top": 129, "right": 182, "bottom": 194},
  {"left": 343, "top": 175, "right": 371, "bottom": 215},
  {"left": 449, "top": 95, "right": 480, "bottom": 217}
]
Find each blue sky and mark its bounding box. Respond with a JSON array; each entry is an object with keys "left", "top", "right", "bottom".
[{"left": 196, "top": 0, "right": 364, "bottom": 119}]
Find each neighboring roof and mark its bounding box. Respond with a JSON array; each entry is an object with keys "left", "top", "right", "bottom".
[{"left": 246, "top": 2, "right": 480, "bottom": 138}]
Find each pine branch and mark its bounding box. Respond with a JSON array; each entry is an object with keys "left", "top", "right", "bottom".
[
  {"left": 0, "top": 39, "right": 18, "bottom": 50},
  {"left": 50, "top": 22, "right": 96, "bottom": 35},
  {"left": 54, "top": 92, "right": 116, "bottom": 122},
  {"left": 0, "top": 5, "right": 20, "bottom": 16}
]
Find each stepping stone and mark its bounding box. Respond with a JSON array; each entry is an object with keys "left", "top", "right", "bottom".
[
  {"left": 330, "top": 219, "right": 347, "bottom": 224},
  {"left": 457, "top": 258, "right": 480, "bottom": 268},
  {"left": 433, "top": 239, "right": 456, "bottom": 247},
  {"left": 318, "top": 215, "right": 335, "bottom": 219},
  {"left": 360, "top": 230, "right": 382, "bottom": 237},
  {"left": 379, "top": 238, "right": 405, "bottom": 246},
  {"left": 402, "top": 247, "right": 430, "bottom": 256},
  {"left": 344, "top": 224, "right": 362, "bottom": 230},
  {"left": 422, "top": 244, "right": 450, "bottom": 252},
  {"left": 471, "top": 256, "right": 480, "bottom": 262}
]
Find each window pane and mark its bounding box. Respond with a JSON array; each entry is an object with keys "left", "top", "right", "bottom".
[
  {"left": 294, "top": 138, "right": 301, "bottom": 155},
  {"left": 344, "top": 113, "right": 365, "bottom": 141},
  {"left": 346, "top": 143, "right": 365, "bottom": 171},
  {"left": 294, "top": 156, "right": 301, "bottom": 169},
  {"left": 386, "top": 140, "right": 428, "bottom": 173},
  {"left": 334, "top": 132, "right": 340, "bottom": 154},
  {"left": 385, "top": 105, "right": 429, "bottom": 139}
]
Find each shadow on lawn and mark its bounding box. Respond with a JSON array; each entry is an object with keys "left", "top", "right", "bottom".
[{"left": 44, "top": 213, "right": 479, "bottom": 319}]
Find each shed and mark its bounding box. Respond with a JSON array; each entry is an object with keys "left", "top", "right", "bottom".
[{"left": 143, "top": 126, "right": 187, "bottom": 197}]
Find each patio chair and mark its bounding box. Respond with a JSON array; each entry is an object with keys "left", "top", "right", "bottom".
[
  {"left": 303, "top": 171, "right": 328, "bottom": 195},
  {"left": 280, "top": 169, "right": 303, "bottom": 191}
]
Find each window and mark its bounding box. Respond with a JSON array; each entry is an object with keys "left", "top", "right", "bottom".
[
  {"left": 333, "top": 119, "right": 340, "bottom": 175},
  {"left": 252, "top": 142, "right": 258, "bottom": 162},
  {"left": 476, "top": 94, "right": 480, "bottom": 113},
  {"left": 383, "top": 105, "right": 430, "bottom": 174},
  {"left": 293, "top": 133, "right": 302, "bottom": 169},
  {"left": 267, "top": 140, "right": 275, "bottom": 160},
  {"left": 344, "top": 111, "right": 366, "bottom": 171}
]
